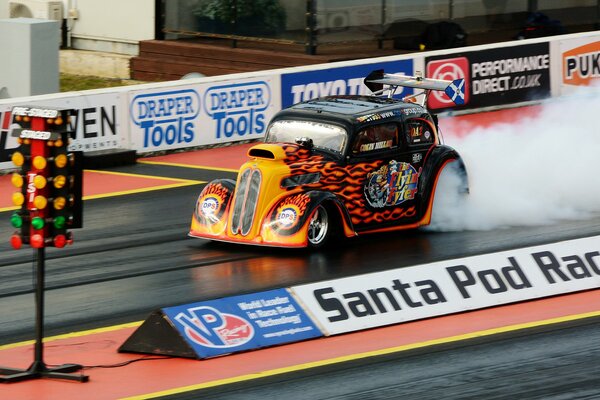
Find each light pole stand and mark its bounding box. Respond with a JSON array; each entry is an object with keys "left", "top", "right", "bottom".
[{"left": 0, "top": 247, "right": 88, "bottom": 383}]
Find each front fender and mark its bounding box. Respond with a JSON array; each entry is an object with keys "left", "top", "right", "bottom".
[
  {"left": 189, "top": 179, "right": 236, "bottom": 238},
  {"left": 260, "top": 191, "right": 355, "bottom": 246}
]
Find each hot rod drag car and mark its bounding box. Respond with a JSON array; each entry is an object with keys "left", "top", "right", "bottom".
[{"left": 190, "top": 70, "right": 468, "bottom": 248}]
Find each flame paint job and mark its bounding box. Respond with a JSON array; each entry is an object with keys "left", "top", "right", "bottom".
[{"left": 189, "top": 95, "right": 468, "bottom": 248}]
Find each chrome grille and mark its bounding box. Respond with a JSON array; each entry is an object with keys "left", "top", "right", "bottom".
[{"left": 230, "top": 168, "right": 261, "bottom": 236}]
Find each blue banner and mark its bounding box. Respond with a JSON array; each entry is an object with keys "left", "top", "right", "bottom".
[
  {"left": 162, "top": 288, "right": 322, "bottom": 358},
  {"left": 281, "top": 60, "right": 414, "bottom": 108}
]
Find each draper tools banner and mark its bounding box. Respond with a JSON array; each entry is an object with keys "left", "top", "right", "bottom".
[
  {"left": 128, "top": 76, "right": 281, "bottom": 152},
  {"left": 291, "top": 236, "right": 600, "bottom": 335}
]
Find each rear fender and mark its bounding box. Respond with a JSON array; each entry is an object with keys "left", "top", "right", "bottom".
[{"left": 418, "top": 146, "right": 468, "bottom": 223}]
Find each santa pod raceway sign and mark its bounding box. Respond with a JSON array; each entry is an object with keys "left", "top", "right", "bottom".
[
  {"left": 425, "top": 42, "right": 551, "bottom": 111},
  {"left": 162, "top": 288, "right": 322, "bottom": 358},
  {"left": 290, "top": 236, "right": 600, "bottom": 335}
]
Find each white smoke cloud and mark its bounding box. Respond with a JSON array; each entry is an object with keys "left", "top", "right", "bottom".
[{"left": 428, "top": 87, "right": 600, "bottom": 231}]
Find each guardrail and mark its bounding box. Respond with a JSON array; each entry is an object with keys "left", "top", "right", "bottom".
[
  {"left": 1, "top": 30, "right": 599, "bottom": 172},
  {"left": 119, "top": 235, "right": 600, "bottom": 359}
]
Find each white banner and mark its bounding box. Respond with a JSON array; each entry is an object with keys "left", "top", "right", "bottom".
[
  {"left": 0, "top": 104, "right": 17, "bottom": 171},
  {"left": 0, "top": 92, "right": 127, "bottom": 170},
  {"left": 127, "top": 75, "right": 281, "bottom": 152},
  {"left": 558, "top": 35, "right": 600, "bottom": 95},
  {"left": 291, "top": 235, "right": 600, "bottom": 335}
]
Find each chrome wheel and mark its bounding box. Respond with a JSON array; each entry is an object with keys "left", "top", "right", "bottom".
[{"left": 307, "top": 205, "right": 329, "bottom": 247}]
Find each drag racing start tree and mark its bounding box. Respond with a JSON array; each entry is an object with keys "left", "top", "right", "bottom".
[
  {"left": 2, "top": 107, "right": 89, "bottom": 383},
  {"left": 9, "top": 106, "right": 83, "bottom": 250}
]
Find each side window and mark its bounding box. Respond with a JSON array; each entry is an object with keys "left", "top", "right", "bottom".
[
  {"left": 406, "top": 118, "right": 435, "bottom": 145},
  {"left": 352, "top": 123, "right": 398, "bottom": 155}
]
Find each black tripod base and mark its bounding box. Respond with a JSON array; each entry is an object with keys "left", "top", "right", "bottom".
[{"left": 0, "top": 362, "right": 89, "bottom": 383}]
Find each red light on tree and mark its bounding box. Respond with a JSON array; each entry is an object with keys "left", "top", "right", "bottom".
[
  {"left": 53, "top": 234, "right": 67, "bottom": 248},
  {"left": 10, "top": 234, "right": 23, "bottom": 250},
  {"left": 30, "top": 233, "right": 45, "bottom": 248}
]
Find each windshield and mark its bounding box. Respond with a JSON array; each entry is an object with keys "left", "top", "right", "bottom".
[{"left": 265, "top": 120, "right": 348, "bottom": 154}]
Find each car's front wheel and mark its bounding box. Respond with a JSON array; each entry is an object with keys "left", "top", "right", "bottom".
[{"left": 307, "top": 205, "right": 330, "bottom": 248}]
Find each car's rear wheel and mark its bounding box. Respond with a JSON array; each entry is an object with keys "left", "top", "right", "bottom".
[
  {"left": 307, "top": 205, "right": 330, "bottom": 248},
  {"left": 429, "top": 160, "right": 469, "bottom": 230}
]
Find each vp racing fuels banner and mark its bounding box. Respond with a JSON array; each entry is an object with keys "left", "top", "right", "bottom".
[
  {"left": 161, "top": 288, "right": 321, "bottom": 358},
  {"left": 425, "top": 42, "right": 551, "bottom": 111},
  {"left": 290, "top": 236, "right": 600, "bottom": 335}
]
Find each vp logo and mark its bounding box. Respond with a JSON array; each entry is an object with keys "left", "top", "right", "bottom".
[
  {"left": 174, "top": 306, "right": 254, "bottom": 348},
  {"left": 130, "top": 89, "right": 200, "bottom": 148}
]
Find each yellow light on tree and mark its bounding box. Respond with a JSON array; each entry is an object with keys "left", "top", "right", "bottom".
[
  {"left": 32, "top": 156, "right": 47, "bottom": 170},
  {"left": 12, "top": 192, "right": 24, "bottom": 206},
  {"left": 33, "top": 195, "right": 48, "bottom": 210},
  {"left": 11, "top": 173, "right": 23, "bottom": 188},
  {"left": 54, "top": 154, "right": 67, "bottom": 168},
  {"left": 53, "top": 196, "right": 66, "bottom": 210},
  {"left": 53, "top": 175, "right": 67, "bottom": 189},
  {"left": 33, "top": 175, "right": 47, "bottom": 189},
  {"left": 11, "top": 152, "right": 24, "bottom": 167}
]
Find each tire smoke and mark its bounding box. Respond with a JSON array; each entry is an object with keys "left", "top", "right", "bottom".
[{"left": 429, "top": 89, "right": 600, "bottom": 231}]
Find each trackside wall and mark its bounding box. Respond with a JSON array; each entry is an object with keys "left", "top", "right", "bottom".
[
  {"left": 1, "top": 30, "right": 599, "bottom": 171},
  {"left": 121, "top": 235, "right": 600, "bottom": 358}
]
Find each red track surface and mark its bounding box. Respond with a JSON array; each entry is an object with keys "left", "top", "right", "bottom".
[
  {"left": 0, "top": 171, "right": 201, "bottom": 211},
  {"left": 138, "top": 143, "right": 256, "bottom": 170},
  {"left": 4, "top": 104, "right": 594, "bottom": 400}
]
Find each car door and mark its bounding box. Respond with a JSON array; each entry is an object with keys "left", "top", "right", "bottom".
[{"left": 347, "top": 120, "right": 420, "bottom": 232}]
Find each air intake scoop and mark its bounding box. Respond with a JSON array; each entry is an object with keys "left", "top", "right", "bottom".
[{"left": 248, "top": 143, "right": 289, "bottom": 160}]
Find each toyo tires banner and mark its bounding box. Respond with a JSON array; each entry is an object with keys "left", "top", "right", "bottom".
[{"left": 280, "top": 59, "right": 414, "bottom": 108}]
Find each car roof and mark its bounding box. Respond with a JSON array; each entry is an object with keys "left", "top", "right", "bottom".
[{"left": 274, "top": 95, "right": 426, "bottom": 127}]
